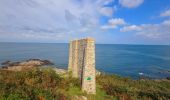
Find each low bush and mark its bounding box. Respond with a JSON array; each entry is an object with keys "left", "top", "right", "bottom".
[
  {"left": 0, "top": 68, "right": 80, "bottom": 100},
  {"left": 96, "top": 74, "right": 170, "bottom": 100}
]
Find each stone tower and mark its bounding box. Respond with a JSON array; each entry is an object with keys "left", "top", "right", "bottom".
[{"left": 68, "top": 38, "right": 96, "bottom": 94}]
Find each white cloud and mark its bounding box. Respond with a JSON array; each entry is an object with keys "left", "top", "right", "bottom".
[
  {"left": 109, "top": 18, "right": 126, "bottom": 25},
  {"left": 0, "top": 0, "right": 114, "bottom": 41},
  {"left": 160, "top": 9, "right": 170, "bottom": 17},
  {"left": 120, "top": 20, "right": 170, "bottom": 39},
  {"left": 119, "top": 0, "right": 144, "bottom": 8},
  {"left": 101, "top": 25, "right": 116, "bottom": 29},
  {"left": 101, "top": 18, "right": 126, "bottom": 29},
  {"left": 120, "top": 25, "right": 142, "bottom": 32},
  {"left": 96, "top": 0, "right": 114, "bottom": 5},
  {"left": 162, "top": 20, "right": 170, "bottom": 25},
  {"left": 103, "top": 0, "right": 114, "bottom": 5},
  {"left": 99, "top": 7, "right": 113, "bottom": 17}
]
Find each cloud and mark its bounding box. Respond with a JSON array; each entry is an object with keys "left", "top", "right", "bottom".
[
  {"left": 0, "top": 0, "right": 114, "bottom": 42},
  {"left": 97, "top": 0, "right": 115, "bottom": 17},
  {"left": 101, "top": 18, "right": 126, "bottom": 29},
  {"left": 103, "top": 0, "right": 114, "bottom": 5},
  {"left": 96, "top": 0, "right": 114, "bottom": 5},
  {"left": 120, "top": 25, "right": 142, "bottom": 32},
  {"left": 162, "top": 20, "right": 170, "bottom": 25},
  {"left": 109, "top": 18, "right": 126, "bottom": 25},
  {"left": 119, "top": 0, "right": 144, "bottom": 8},
  {"left": 120, "top": 20, "right": 170, "bottom": 39},
  {"left": 160, "top": 9, "right": 170, "bottom": 17},
  {"left": 99, "top": 7, "right": 113, "bottom": 17}
]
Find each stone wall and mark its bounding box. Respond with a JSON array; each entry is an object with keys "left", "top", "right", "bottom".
[{"left": 68, "top": 38, "right": 96, "bottom": 94}]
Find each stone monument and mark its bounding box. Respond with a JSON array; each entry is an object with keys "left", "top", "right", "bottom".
[{"left": 68, "top": 38, "right": 96, "bottom": 94}]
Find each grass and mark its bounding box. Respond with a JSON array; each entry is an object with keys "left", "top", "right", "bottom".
[
  {"left": 0, "top": 68, "right": 170, "bottom": 100},
  {"left": 67, "top": 86, "right": 83, "bottom": 96},
  {"left": 85, "top": 86, "right": 116, "bottom": 100}
]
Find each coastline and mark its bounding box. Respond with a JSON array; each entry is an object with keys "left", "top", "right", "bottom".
[{"left": 0, "top": 59, "right": 169, "bottom": 80}]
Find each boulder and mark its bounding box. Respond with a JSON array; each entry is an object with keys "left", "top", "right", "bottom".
[
  {"left": 166, "top": 77, "right": 170, "bottom": 80},
  {"left": 1, "top": 60, "right": 11, "bottom": 65}
]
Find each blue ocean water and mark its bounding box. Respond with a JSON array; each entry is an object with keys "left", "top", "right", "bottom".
[{"left": 0, "top": 42, "right": 170, "bottom": 79}]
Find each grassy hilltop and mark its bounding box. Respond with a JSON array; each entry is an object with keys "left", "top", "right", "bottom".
[{"left": 0, "top": 67, "right": 170, "bottom": 100}]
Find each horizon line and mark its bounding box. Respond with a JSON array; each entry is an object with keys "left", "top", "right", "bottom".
[{"left": 0, "top": 41, "right": 170, "bottom": 46}]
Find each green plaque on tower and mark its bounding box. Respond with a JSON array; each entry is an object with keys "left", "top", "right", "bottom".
[{"left": 87, "top": 77, "right": 91, "bottom": 80}]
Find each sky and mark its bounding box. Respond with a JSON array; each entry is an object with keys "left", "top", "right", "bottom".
[{"left": 0, "top": 0, "right": 170, "bottom": 45}]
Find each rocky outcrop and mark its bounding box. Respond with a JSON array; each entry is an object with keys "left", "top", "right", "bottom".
[
  {"left": 1, "top": 59, "right": 54, "bottom": 71},
  {"left": 1, "top": 59, "right": 101, "bottom": 76}
]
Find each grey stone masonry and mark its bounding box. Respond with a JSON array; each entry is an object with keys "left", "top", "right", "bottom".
[{"left": 68, "top": 38, "right": 96, "bottom": 94}]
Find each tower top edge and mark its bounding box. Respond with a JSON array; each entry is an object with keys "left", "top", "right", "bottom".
[{"left": 70, "top": 37, "right": 95, "bottom": 42}]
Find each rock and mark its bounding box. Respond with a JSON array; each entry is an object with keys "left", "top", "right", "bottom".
[
  {"left": 166, "top": 77, "right": 170, "bottom": 80},
  {"left": 1, "top": 59, "right": 54, "bottom": 71},
  {"left": 42, "top": 60, "right": 54, "bottom": 65},
  {"left": 72, "top": 96, "right": 87, "bottom": 100},
  {"left": 96, "top": 70, "right": 101, "bottom": 76},
  {"left": 8, "top": 62, "right": 20, "bottom": 66},
  {"left": 53, "top": 68, "right": 67, "bottom": 74},
  {"left": 1, "top": 60, "right": 11, "bottom": 65},
  {"left": 26, "top": 59, "right": 54, "bottom": 66},
  {"left": 158, "top": 70, "right": 170, "bottom": 74},
  {"left": 1, "top": 66, "right": 8, "bottom": 69},
  {"left": 0, "top": 59, "right": 97, "bottom": 76}
]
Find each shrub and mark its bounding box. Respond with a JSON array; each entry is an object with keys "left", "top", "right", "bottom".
[
  {"left": 96, "top": 74, "right": 170, "bottom": 100},
  {"left": 0, "top": 68, "right": 79, "bottom": 100}
]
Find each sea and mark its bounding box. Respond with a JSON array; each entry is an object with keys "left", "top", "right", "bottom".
[{"left": 0, "top": 42, "right": 170, "bottom": 79}]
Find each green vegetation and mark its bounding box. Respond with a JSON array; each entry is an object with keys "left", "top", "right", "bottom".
[
  {"left": 0, "top": 68, "right": 81, "bottom": 100},
  {"left": 96, "top": 74, "right": 170, "bottom": 100},
  {"left": 0, "top": 68, "right": 170, "bottom": 100}
]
